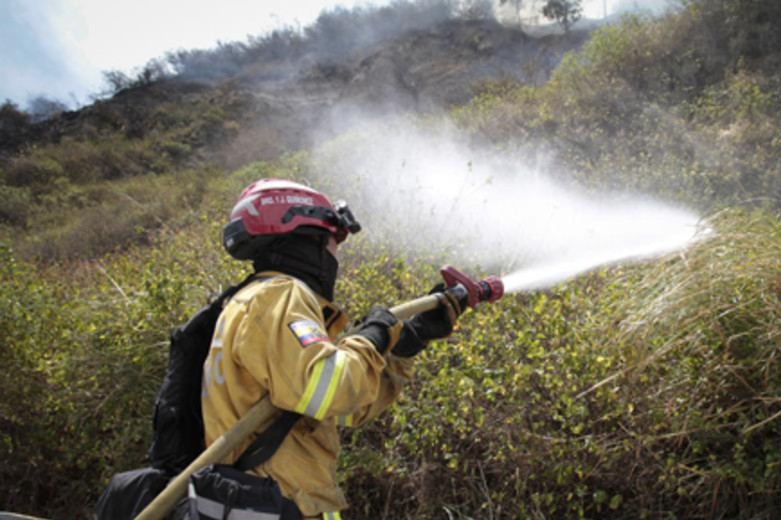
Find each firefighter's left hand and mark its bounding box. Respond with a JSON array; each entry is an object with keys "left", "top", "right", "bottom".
[
  {"left": 353, "top": 306, "right": 403, "bottom": 355},
  {"left": 392, "top": 284, "right": 465, "bottom": 357}
]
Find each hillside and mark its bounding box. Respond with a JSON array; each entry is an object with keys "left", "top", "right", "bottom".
[
  {"left": 0, "top": 19, "right": 587, "bottom": 161},
  {"left": 0, "top": 15, "right": 588, "bottom": 261},
  {"left": 2, "top": 0, "right": 781, "bottom": 518}
]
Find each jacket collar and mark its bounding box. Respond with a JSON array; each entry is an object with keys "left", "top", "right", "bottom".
[{"left": 256, "top": 271, "right": 348, "bottom": 337}]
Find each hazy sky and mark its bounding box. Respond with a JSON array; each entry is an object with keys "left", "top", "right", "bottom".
[{"left": 0, "top": 0, "right": 670, "bottom": 109}]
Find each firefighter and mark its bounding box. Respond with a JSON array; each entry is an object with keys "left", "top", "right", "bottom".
[{"left": 202, "top": 179, "right": 462, "bottom": 519}]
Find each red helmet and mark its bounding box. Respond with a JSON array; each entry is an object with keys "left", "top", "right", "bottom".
[{"left": 223, "top": 179, "right": 361, "bottom": 260}]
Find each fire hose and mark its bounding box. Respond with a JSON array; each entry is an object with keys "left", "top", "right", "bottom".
[{"left": 134, "top": 266, "right": 504, "bottom": 520}]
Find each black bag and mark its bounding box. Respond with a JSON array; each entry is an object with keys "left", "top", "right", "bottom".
[
  {"left": 95, "top": 467, "right": 170, "bottom": 520},
  {"left": 149, "top": 274, "right": 260, "bottom": 474},
  {"left": 96, "top": 411, "right": 301, "bottom": 520},
  {"left": 170, "top": 465, "right": 301, "bottom": 520}
]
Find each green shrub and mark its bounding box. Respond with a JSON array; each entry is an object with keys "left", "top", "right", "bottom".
[
  {"left": 0, "top": 215, "right": 249, "bottom": 517},
  {"left": 694, "top": 69, "right": 774, "bottom": 124},
  {"left": 0, "top": 243, "right": 75, "bottom": 514},
  {"left": 156, "top": 139, "right": 192, "bottom": 160},
  {"left": 337, "top": 210, "right": 781, "bottom": 519},
  {"left": 13, "top": 168, "right": 214, "bottom": 261},
  {"left": 3, "top": 156, "right": 780, "bottom": 519},
  {"left": 3, "top": 2, "right": 781, "bottom": 518},
  {"left": 686, "top": 0, "right": 781, "bottom": 64},
  {"left": 454, "top": 6, "right": 781, "bottom": 210},
  {"left": 0, "top": 184, "right": 33, "bottom": 224},
  {"left": 3, "top": 156, "right": 65, "bottom": 188}
]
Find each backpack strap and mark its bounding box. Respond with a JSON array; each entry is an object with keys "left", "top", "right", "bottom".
[
  {"left": 218, "top": 272, "right": 265, "bottom": 305},
  {"left": 232, "top": 410, "right": 302, "bottom": 471}
]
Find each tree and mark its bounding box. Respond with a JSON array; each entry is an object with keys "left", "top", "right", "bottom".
[
  {"left": 0, "top": 100, "right": 29, "bottom": 130},
  {"left": 102, "top": 70, "right": 133, "bottom": 94},
  {"left": 0, "top": 100, "right": 31, "bottom": 150},
  {"left": 134, "top": 58, "right": 169, "bottom": 86},
  {"left": 542, "top": 0, "right": 582, "bottom": 32},
  {"left": 27, "top": 96, "right": 68, "bottom": 123}
]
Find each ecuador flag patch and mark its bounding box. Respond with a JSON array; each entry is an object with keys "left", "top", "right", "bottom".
[{"left": 288, "top": 319, "right": 329, "bottom": 347}]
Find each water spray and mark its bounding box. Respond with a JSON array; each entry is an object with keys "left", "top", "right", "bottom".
[{"left": 322, "top": 124, "right": 705, "bottom": 292}]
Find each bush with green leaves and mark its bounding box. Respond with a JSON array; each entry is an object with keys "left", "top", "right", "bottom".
[
  {"left": 454, "top": 6, "right": 781, "bottom": 209},
  {"left": 337, "top": 209, "right": 781, "bottom": 519},
  {"left": 3, "top": 2, "right": 781, "bottom": 518},
  {"left": 2, "top": 149, "right": 780, "bottom": 519}
]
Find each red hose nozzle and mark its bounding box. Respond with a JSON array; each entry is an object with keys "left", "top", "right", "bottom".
[
  {"left": 440, "top": 266, "right": 505, "bottom": 309},
  {"left": 478, "top": 275, "right": 504, "bottom": 304}
]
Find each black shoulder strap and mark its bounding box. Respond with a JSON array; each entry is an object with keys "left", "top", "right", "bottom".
[
  {"left": 232, "top": 411, "right": 302, "bottom": 471},
  {"left": 218, "top": 272, "right": 263, "bottom": 305}
]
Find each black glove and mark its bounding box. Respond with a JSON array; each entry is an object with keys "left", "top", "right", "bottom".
[
  {"left": 353, "top": 306, "right": 401, "bottom": 355},
  {"left": 392, "top": 284, "right": 466, "bottom": 358}
]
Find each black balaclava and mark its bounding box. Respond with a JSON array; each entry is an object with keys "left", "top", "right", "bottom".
[{"left": 251, "top": 232, "right": 338, "bottom": 301}]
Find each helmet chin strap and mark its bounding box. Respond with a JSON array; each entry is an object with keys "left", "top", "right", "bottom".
[{"left": 251, "top": 234, "right": 339, "bottom": 301}]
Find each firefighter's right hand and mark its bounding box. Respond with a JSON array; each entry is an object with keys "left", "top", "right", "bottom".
[{"left": 353, "top": 307, "right": 402, "bottom": 355}]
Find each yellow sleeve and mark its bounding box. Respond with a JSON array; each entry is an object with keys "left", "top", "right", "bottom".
[
  {"left": 336, "top": 350, "right": 415, "bottom": 428},
  {"left": 233, "top": 278, "right": 388, "bottom": 421}
]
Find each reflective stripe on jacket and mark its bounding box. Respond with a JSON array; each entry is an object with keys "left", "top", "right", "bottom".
[{"left": 202, "top": 273, "right": 414, "bottom": 517}]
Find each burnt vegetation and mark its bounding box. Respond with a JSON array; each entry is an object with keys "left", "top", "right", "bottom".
[{"left": 0, "top": 0, "right": 585, "bottom": 261}]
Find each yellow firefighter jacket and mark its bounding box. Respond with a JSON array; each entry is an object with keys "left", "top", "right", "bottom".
[{"left": 201, "top": 273, "right": 413, "bottom": 518}]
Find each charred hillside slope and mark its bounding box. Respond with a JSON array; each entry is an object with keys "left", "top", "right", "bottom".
[
  {"left": 1, "top": 20, "right": 589, "bottom": 162},
  {"left": 0, "top": 13, "right": 591, "bottom": 259}
]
